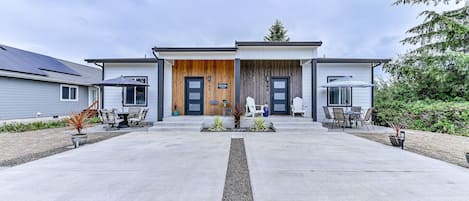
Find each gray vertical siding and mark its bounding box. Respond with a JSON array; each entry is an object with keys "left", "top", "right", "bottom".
[{"left": 0, "top": 77, "right": 89, "bottom": 120}]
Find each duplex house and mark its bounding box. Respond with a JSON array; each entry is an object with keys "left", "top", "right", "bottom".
[
  {"left": 86, "top": 41, "right": 390, "bottom": 122},
  {"left": 0, "top": 44, "right": 101, "bottom": 120}
]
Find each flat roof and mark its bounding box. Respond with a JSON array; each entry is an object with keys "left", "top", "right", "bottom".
[
  {"left": 85, "top": 58, "right": 157, "bottom": 63},
  {"left": 236, "top": 41, "right": 323, "bottom": 47},
  {"left": 153, "top": 47, "right": 237, "bottom": 52},
  {"left": 315, "top": 58, "right": 391, "bottom": 63}
]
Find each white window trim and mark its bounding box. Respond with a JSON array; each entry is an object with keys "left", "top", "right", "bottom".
[
  {"left": 327, "top": 76, "right": 352, "bottom": 107},
  {"left": 123, "top": 76, "right": 147, "bottom": 106},
  {"left": 60, "top": 84, "right": 79, "bottom": 102}
]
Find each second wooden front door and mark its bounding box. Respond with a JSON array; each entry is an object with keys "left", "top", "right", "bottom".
[
  {"left": 270, "top": 77, "right": 290, "bottom": 114},
  {"left": 185, "top": 77, "right": 204, "bottom": 115}
]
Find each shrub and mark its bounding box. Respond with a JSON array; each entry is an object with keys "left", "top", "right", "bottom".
[
  {"left": 0, "top": 120, "right": 68, "bottom": 133},
  {"left": 252, "top": 117, "right": 268, "bottom": 132},
  {"left": 87, "top": 117, "right": 101, "bottom": 124},
  {"left": 209, "top": 117, "right": 226, "bottom": 132},
  {"left": 376, "top": 100, "right": 469, "bottom": 135},
  {"left": 232, "top": 104, "right": 243, "bottom": 129},
  {"left": 68, "top": 102, "right": 97, "bottom": 134}
]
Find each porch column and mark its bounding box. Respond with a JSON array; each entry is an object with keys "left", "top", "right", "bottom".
[
  {"left": 234, "top": 58, "right": 241, "bottom": 106},
  {"left": 157, "top": 59, "right": 164, "bottom": 121},
  {"left": 311, "top": 59, "right": 317, "bottom": 121}
]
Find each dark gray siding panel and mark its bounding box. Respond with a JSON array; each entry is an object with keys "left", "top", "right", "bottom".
[{"left": 0, "top": 77, "right": 89, "bottom": 120}]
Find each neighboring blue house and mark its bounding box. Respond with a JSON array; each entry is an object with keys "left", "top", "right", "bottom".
[{"left": 0, "top": 44, "right": 101, "bottom": 120}]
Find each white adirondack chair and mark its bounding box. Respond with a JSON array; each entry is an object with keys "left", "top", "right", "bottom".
[
  {"left": 291, "top": 97, "right": 306, "bottom": 117},
  {"left": 245, "top": 97, "right": 264, "bottom": 117}
]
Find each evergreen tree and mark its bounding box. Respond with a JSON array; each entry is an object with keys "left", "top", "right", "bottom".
[
  {"left": 264, "top": 19, "right": 290, "bottom": 42},
  {"left": 394, "top": 0, "right": 469, "bottom": 54}
]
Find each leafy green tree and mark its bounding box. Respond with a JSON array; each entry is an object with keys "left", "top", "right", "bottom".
[
  {"left": 394, "top": 0, "right": 469, "bottom": 54},
  {"left": 264, "top": 19, "right": 290, "bottom": 42},
  {"left": 375, "top": 0, "right": 469, "bottom": 134}
]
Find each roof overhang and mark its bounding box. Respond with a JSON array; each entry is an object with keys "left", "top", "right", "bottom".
[
  {"left": 0, "top": 70, "right": 94, "bottom": 86},
  {"left": 315, "top": 58, "right": 391, "bottom": 63},
  {"left": 84, "top": 58, "right": 157, "bottom": 64},
  {"left": 236, "top": 41, "right": 322, "bottom": 47},
  {"left": 152, "top": 47, "right": 237, "bottom": 52}
]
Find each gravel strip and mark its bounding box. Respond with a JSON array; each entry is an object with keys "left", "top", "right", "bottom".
[
  {"left": 351, "top": 130, "right": 469, "bottom": 168},
  {"left": 0, "top": 128, "right": 128, "bottom": 167},
  {"left": 222, "top": 138, "right": 254, "bottom": 201}
]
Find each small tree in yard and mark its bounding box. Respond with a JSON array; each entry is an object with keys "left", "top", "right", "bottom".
[{"left": 264, "top": 19, "right": 290, "bottom": 42}]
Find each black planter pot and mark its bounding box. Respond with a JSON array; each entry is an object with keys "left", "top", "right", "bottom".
[
  {"left": 71, "top": 134, "right": 88, "bottom": 148},
  {"left": 389, "top": 135, "right": 401, "bottom": 147},
  {"left": 465, "top": 153, "right": 469, "bottom": 164}
]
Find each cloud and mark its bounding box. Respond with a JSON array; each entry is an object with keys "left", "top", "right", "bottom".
[{"left": 0, "top": 0, "right": 464, "bottom": 65}]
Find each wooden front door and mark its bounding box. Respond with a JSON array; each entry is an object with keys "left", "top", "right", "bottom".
[
  {"left": 185, "top": 77, "right": 204, "bottom": 115},
  {"left": 270, "top": 77, "right": 290, "bottom": 114}
]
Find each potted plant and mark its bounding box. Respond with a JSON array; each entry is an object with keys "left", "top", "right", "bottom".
[
  {"left": 388, "top": 122, "right": 403, "bottom": 147},
  {"left": 173, "top": 104, "right": 179, "bottom": 116},
  {"left": 68, "top": 102, "right": 97, "bottom": 148},
  {"left": 233, "top": 104, "right": 242, "bottom": 129}
]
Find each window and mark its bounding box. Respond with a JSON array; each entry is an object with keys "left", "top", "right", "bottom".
[
  {"left": 124, "top": 76, "right": 147, "bottom": 106},
  {"left": 60, "top": 85, "right": 79, "bottom": 101},
  {"left": 327, "top": 76, "right": 351, "bottom": 106}
]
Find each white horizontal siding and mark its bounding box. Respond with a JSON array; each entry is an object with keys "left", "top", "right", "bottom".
[
  {"left": 316, "top": 63, "right": 372, "bottom": 122},
  {"left": 158, "top": 52, "right": 236, "bottom": 60},
  {"left": 237, "top": 46, "right": 318, "bottom": 60},
  {"left": 103, "top": 63, "right": 158, "bottom": 122},
  {"left": 302, "top": 62, "right": 312, "bottom": 117},
  {"left": 164, "top": 60, "right": 172, "bottom": 117}
]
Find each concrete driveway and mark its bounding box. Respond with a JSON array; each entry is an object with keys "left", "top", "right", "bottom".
[
  {"left": 245, "top": 132, "right": 469, "bottom": 201},
  {"left": 0, "top": 132, "right": 230, "bottom": 201},
  {"left": 1, "top": 130, "right": 469, "bottom": 201}
]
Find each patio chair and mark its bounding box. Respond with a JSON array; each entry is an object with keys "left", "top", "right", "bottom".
[
  {"left": 350, "top": 106, "right": 362, "bottom": 126},
  {"left": 291, "top": 97, "right": 306, "bottom": 117},
  {"left": 128, "top": 107, "right": 141, "bottom": 119},
  {"left": 322, "top": 106, "right": 333, "bottom": 125},
  {"left": 129, "top": 108, "right": 149, "bottom": 127},
  {"left": 99, "top": 109, "right": 123, "bottom": 130},
  {"left": 332, "top": 108, "right": 346, "bottom": 130},
  {"left": 359, "top": 107, "right": 374, "bottom": 130},
  {"left": 245, "top": 97, "right": 264, "bottom": 117}
]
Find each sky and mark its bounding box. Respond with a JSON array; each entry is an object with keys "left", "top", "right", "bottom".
[{"left": 0, "top": 0, "right": 463, "bottom": 73}]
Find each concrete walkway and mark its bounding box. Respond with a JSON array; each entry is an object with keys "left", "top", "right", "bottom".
[
  {"left": 245, "top": 131, "right": 469, "bottom": 201},
  {"left": 0, "top": 132, "right": 231, "bottom": 201},
  {"left": 1, "top": 129, "right": 469, "bottom": 200}
]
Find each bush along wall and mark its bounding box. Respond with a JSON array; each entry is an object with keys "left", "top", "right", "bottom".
[{"left": 376, "top": 100, "right": 469, "bottom": 135}]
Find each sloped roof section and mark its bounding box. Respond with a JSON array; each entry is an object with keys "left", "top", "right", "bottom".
[{"left": 0, "top": 44, "right": 101, "bottom": 86}]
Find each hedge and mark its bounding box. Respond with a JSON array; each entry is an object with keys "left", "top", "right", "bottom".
[{"left": 375, "top": 100, "right": 469, "bottom": 135}]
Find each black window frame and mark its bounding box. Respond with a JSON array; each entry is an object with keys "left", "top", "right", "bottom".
[
  {"left": 123, "top": 76, "right": 148, "bottom": 107},
  {"left": 326, "top": 76, "right": 352, "bottom": 107}
]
